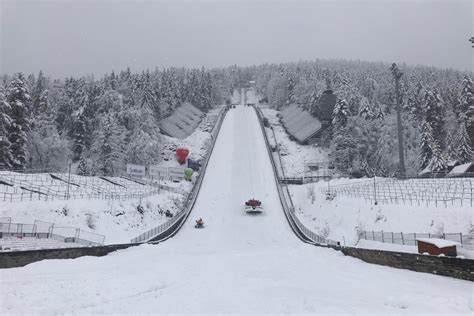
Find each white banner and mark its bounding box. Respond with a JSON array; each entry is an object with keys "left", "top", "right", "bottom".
[
  {"left": 149, "top": 165, "right": 168, "bottom": 177},
  {"left": 168, "top": 167, "right": 185, "bottom": 179},
  {"left": 126, "top": 164, "right": 146, "bottom": 177}
]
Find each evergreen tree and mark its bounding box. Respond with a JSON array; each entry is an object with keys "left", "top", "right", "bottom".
[
  {"left": 92, "top": 115, "right": 125, "bottom": 176},
  {"left": 458, "top": 76, "right": 474, "bottom": 146},
  {"left": 332, "top": 98, "right": 350, "bottom": 128},
  {"left": 424, "top": 88, "right": 445, "bottom": 148},
  {"left": 458, "top": 76, "right": 473, "bottom": 116},
  {"left": 456, "top": 119, "right": 473, "bottom": 163},
  {"left": 427, "top": 140, "right": 447, "bottom": 173},
  {"left": 77, "top": 157, "right": 89, "bottom": 176},
  {"left": 419, "top": 122, "right": 434, "bottom": 170},
  {"left": 0, "top": 86, "right": 13, "bottom": 168},
  {"left": 7, "top": 74, "right": 30, "bottom": 169},
  {"left": 31, "top": 71, "right": 46, "bottom": 115},
  {"left": 287, "top": 75, "right": 295, "bottom": 105},
  {"left": 330, "top": 127, "right": 356, "bottom": 173},
  {"left": 445, "top": 134, "right": 458, "bottom": 162},
  {"left": 358, "top": 97, "right": 374, "bottom": 120},
  {"left": 72, "top": 107, "right": 87, "bottom": 162}
]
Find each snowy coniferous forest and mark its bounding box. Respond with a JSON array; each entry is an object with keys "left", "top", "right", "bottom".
[{"left": 0, "top": 59, "right": 472, "bottom": 177}]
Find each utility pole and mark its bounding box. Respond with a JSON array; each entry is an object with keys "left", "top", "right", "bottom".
[
  {"left": 66, "top": 163, "right": 71, "bottom": 200},
  {"left": 390, "top": 63, "right": 405, "bottom": 178}
]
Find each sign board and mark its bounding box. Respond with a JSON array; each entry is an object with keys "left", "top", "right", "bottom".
[
  {"left": 149, "top": 165, "right": 168, "bottom": 178},
  {"left": 168, "top": 167, "right": 185, "bottom": 179},
  {"left": 126, "top": 164, "right": 146, "bottom": 177}
]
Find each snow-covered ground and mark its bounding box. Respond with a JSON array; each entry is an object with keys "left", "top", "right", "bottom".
[
  {"left": 261, "top": 105, "right": 473, "bottom": 258},
  {"left": 261, "top": 106, "right": 330, "bottom": 177},
  {"left": 289, "top": 179, "right": 473, "bottom": 246},
  {"left": 1, "top": 105, "right": 472, "bottom": 314},
  {"left": 0, "top": 109, "right": 220, "bottom": 245}
]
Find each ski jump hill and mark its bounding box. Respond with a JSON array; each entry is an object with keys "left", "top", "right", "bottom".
[{"left": 0, "top": 106, "right": 472, "bottom": 314}]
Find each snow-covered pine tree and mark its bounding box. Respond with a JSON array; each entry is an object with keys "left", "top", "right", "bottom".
[
  {"left": 427, "top": 140, "right": 447, "bottom": 173},
  {"left": 0, "top": 86, "right": 13, "bottom": 168},
  {"left": 287, "top": 75, "right": 295, "bottom": 105},
  {"left": 71, "top": 78, "right": 89, "bottom": 162},
  {"left": 332, "top": 98, "right": 350, "bottom": 128},
  {"left": 72, "top": 107, "right": 87, "bottom": 162},
  {"left": 31, "top": 71, "right": 46, "bottom": 115},
  {"left": 458, "top": 76, "right": 473, "bottom": 116},
  {"left": 358, "top": 97, "right": 374, "bottom": 120},
  {"left": 445, "top": 134, "right": 458, "bottom": 162},
  {"left": 419, "top": 121, "right": 434, "bottom": 170},
  {"left": 424, "top": 88, "right": 445, "bottom": 149},
  {"left": 458, "top": 76, "right": 474, "bottom": 146},
  {"left": 330, "top": 126, "right": 356, "bottom": 173},
  {"left": 77, "top": 157, "right": 89, "bottom": 176},
  {"left": 456, "top": 119, "right": 473, "bottom": 163},
  {"left": 7, "top": 74, "right": 30, "bottom": 169},
  {"left": 92, "top": 115, "right": 125, "bottom": 176}
]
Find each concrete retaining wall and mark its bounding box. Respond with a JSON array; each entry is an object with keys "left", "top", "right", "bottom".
[
  {"left": 0, "top": 243, "right": 139, "bottom": 269},
  {"left": 333, "top": 246, "right": 474, "bottom": 281}
]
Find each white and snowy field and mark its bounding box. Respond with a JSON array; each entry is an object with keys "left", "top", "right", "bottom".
[
  {"left": 260, "top": 105, "right": 473, "bottom": 257},
  {"left": 289, "top": 179, "right": 473, "bottom": 245},
  {"left": 0, "top": 106, "right": 472, "bottom": 314}
]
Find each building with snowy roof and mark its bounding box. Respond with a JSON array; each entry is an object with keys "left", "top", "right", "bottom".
[
  {"left": 280, "top": 104, "right": 323, "bottom": 144},
  {"left": 159, "top": 102, "right": 205, "bottom": 139},
  {"left": 447, "top": 162, "right": 474, "bottom": 178}
]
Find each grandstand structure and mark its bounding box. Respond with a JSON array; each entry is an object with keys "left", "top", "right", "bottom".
[
  {"left": 0, "top": 171, "right": 185, "bottom": 202},
  {"left": 322, "top": 177, "right": 474, "bottom": 207},
  {"left": 280, "top": 105, "right": 323, "bottom": 144},
  {"left": 159, "top": 102, "right": 205, "bottom": 139}
]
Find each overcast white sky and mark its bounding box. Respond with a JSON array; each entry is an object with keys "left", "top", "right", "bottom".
[{"left": 1, "top": 0, "right": 472, "bottom": 78}]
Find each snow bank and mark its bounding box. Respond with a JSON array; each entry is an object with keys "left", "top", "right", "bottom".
[{"left": 289, "top": 180, "right": 473, "bottom": 247}]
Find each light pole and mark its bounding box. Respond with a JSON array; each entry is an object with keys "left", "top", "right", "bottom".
[
  {"left": 390, "top": 63, "right": 406, "bottom": 178},
  {"left": 371, "top": 168, "right": 378, "bottom": 205}
]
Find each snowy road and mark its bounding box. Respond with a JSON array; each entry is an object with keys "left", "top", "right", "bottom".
[{"left": 1, "top": 106, "right": 472, "bottom": 314}]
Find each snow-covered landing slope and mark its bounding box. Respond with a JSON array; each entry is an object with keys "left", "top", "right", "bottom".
[{"left": 1, "top": 106, "right": 472, "bottom": 315}]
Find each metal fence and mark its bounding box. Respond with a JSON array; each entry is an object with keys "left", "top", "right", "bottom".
[
  {"left": 321, "top": 177, "right": 474, "bottom": 208},
  {"left": 130, "top": 106, "right": 230, "bottom": 243},
  {"left": 358, "top": 230, "right": 474, "bottom": 251},
  {"left": 0, "top": 219, "right": 105, "bottom": 245},
  {"left": 0, "top": 170, "right": 185, "bottom": 202}
]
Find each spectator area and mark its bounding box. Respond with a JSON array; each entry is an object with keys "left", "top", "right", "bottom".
[{"left": 159, "top": 102, "right": 205, "bottom": 139}]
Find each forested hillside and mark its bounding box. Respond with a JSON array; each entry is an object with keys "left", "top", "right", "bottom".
[
  {"left": 0, "top": 68, "right": 219, "bottom": 174},
  {"left": 218, "top": 60, "right": 473, "bottom": 176},
  {"left": 0, "top": 59, "right": 472, "bottom": 177}
]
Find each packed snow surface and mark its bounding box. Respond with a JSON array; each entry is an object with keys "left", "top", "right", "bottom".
[{"left": 1, "top": 106, "right": 472, "bottom": 314}]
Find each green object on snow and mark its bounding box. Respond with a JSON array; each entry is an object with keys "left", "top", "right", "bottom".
[{"left": 184, "top": 168, "right": 193, "bottom": 180}]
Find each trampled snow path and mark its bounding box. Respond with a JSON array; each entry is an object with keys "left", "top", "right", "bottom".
[{"left": 0, "top": 106, "right": 472, "bottom": 314}]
